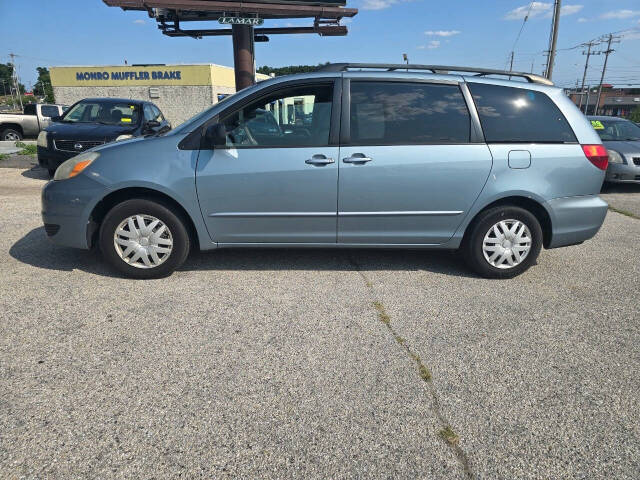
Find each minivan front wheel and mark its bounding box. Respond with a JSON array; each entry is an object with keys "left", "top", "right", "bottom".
[
  {"left": 99, "top": 199, "right": 190, "bottom": 279},
  {"left": 463, "top": 206, "right": 542, "bottom": 279}
]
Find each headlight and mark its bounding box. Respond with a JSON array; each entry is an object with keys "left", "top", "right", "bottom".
[
  {"left": 607, "top": 150, "right": 624, "bottom": 164},
  {"left": 37, "top": 131, "right": 48, "bottom": 147},
  {"left": 115, "top": 134, "right": 133, "bottom": 142},
  {"left": 54, "top": 152, "right": 99, "bottom": 181}
]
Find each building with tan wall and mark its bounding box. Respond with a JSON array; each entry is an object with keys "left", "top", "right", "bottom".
[{"left": 50, "top": 64, "right": 269, "bottom": 126}]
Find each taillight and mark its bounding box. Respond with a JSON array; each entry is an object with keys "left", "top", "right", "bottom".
[{"left": 582, "top": 144, "right": 609, "bottom": 170}]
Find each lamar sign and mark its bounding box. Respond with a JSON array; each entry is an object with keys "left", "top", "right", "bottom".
[{"left": 219, "top": 17, "right": 264, "bottom": 26}]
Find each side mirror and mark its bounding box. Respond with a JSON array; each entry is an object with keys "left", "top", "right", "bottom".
[
  {"left": 205, "top": 123, "right": 227, "bottom": 147},
  {"left": 144, "top": 120, "right": 161, "bottom": 131},
  {"left": 51, "top": 116, "right": 62, "bottom": 122}
]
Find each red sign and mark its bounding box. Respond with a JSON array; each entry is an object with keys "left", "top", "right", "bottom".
[{"left": 25, "top": 91, "right": 34, "bottom": 96}]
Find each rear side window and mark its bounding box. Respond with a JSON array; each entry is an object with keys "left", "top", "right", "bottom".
[
  {"left": 349, "top": 82, "right": 471, "bottom": 145},
  {"left": 469, "top": 83, "right": 576, "bottom": 143},
  {"left": 41, "top": 105, "right": 59, "bottom": 118}
]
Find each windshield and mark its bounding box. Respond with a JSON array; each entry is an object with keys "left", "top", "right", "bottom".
[
  {"left": 62, "top": 100, "right": 141, "bottom": 126},
  {"left": 591, "top": 119, "right": 640, "bottom": 141}
]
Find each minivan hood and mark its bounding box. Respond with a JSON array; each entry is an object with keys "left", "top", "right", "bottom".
[
  {"left": 601, "top": 139, "right": 640, "bottom": 154},
  {"left": 46, "top": 122, "right": 136, "bottom": 141}
]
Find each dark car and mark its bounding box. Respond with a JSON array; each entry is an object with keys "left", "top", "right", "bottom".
[
  {"left": 37, "top": 98, "right": 170, "bottom": 177},
  {"left": 588, "top": 115, "right": 640, "bottom": 184}
]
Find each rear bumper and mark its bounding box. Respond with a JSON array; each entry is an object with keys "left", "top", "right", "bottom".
[{"left": 546, "top": 194, "right": 608, "bottom": 249}]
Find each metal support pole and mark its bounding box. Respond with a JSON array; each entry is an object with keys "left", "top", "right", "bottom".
[
  {"left": 546, "top": 0, "right": 561, "bottom": 80},
  {"left": 232, "top": 24, "right": 255, "bottom": 91}
]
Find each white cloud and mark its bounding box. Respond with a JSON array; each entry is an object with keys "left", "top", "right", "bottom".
[
  {"left": 417, "top": 40, "right": 441, "bottom": 50},
  {"left": 133, "top": 19, "right": 145, "bottom": 24},
  {"left": 560, "top": 5, "right": 583, "bottom": 16},
  {"left": 622, "top": 31, "right": 640, "bottom": 40},
  {"left": 425, "top": 30, "right": 460, "bottom": 37},
  {"left": 577, "top": 17, "right": 588, "bottom": 23},
  {"left": 361, "top": 0, "right": 397, "bottom": 10},
  {"left": 504, "top": 2, "right": 582, "bottom": 20},
  {"left": 601, "top": 10, "right": 640, "bottom": 20},
  {"left": 504, "top": 2, "right": 551, "bottom": 20}
]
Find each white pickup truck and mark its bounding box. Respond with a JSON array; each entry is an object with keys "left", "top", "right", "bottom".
[{"left": 0, "top": 103, "right": 66, "bottom": 141}]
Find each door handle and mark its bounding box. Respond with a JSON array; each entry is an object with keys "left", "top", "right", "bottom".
[
  {"left": 343, "top": 153, "right": 372, "bottom": 164},
  {"left": 305, "top": 154, "right": 335, "bottom": 166}
]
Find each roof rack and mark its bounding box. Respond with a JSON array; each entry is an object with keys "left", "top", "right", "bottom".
[{"left": 317, "top": 63, "right": 554, "bottom": 86}]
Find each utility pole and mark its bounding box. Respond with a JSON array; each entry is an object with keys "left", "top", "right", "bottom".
[
  {"left": 584, "top": 85, "right": 591, "bottom": 114},
  {"left": 9, "top": 53, "right": 23, "bottom": 111},
  {"left": 545, "top": 0, "right": 562, "bottom": 80},
  {"left": 594, "top": 34, "right": 620, "bottom": 116},
  {"left": 578, "top": 40, "right": 599, "bottom": 110}
]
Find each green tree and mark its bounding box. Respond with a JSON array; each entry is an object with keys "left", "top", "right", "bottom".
[
  {"left": 257, "top": 63, "right": 329, "bottom": 77},
  {"left": 629, "top": 106, "right": 640, "bottom": 123},
  {"left": 34, "top": 67, "right": 54, "bottom": 103}
]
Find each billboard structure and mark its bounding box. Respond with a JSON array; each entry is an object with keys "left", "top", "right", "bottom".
[{"left": 103, "top": 0, "right": 358, "bottom": 90}]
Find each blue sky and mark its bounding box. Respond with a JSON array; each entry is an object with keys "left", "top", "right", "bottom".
[{"left": 2, "top": 0, "right": 640, "bottom": 90}]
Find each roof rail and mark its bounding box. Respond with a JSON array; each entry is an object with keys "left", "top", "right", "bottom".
[{"left": 317, "top": 63, "right": 554, "bottom": 86}]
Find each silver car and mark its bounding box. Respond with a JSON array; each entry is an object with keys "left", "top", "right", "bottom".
[
  {"left": 588, "top": 116, "right": 640, "bottom": 184},
  {"left": 42, "top": 63, "right": 609, "bottom": 279}
]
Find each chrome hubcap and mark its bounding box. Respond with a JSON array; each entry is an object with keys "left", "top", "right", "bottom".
[
  {"left": 5, "top": 132, "right": 20, "bottom": 141},
  {"left": 113, "top": 214, "right": 173, "bottom": 269},
  {"left": 482, "top": 219, "right": 532, "bottom": 269}
]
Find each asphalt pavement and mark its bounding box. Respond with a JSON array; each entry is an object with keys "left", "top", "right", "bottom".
[{"left": 1, "top": 167, "right": 639, "bottom": 479}]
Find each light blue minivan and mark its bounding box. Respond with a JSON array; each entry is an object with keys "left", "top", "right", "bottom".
[{"left": 41, "top": 64, "right": 609, "bottom": 279}]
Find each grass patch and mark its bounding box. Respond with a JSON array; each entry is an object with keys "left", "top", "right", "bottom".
[
  {"left": 372, "top": 301, "right": 390, "bottom": 325},
  {"left": 608, "top": 206, "right": 639, "bottom": 220},
  {"left": 439, "top": 426, "right": 460, "bottom": 445},
  {"left": 0, "top": 153, "right": 9, "bottom": 161},
  {"left": 16, "top": 142, "right": 37, "bottom": 156},
  {"left": 418, "top": 363, "right": 432, "bottom": 382}
]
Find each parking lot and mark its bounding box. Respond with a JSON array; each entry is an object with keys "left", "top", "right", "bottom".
[{"left": 1, "top": 164, "right": 639, "bottom": 479}]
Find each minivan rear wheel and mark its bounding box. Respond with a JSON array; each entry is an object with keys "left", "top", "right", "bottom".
[
  {"left": 99, "top": 199, "right": 190, "bottom": 279},
  {"left": 463, "top": 206, "right": 542, "bottom": 279}
]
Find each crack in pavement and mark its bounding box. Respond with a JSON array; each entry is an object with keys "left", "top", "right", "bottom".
[{"left": 348, "top": 255, "right": 474, "bottom": 479}]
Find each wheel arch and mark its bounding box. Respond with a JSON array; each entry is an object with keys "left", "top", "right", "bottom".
[
  {"left": 462, "top": 195, "right": 553, "bottom": 248},
  {"left": 88, "top": 187, "right": 201, "bottom": 251},
  {"left": 0, "top": 123, "right": 24, "bottom": 138}
]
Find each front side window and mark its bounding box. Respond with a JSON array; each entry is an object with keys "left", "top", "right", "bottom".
[
  {"left": 62, "top": 101, "right": 141, "bottom": 126},
  {"left": 151, "top": 105, "right": 165, "bottom": 122},
  {"left": 349, "top": 81, "right": 471, "bottom": 145},
  {"left": 220, "top": 83, "right": 333, "bottom": 148},
  {"left": 469, "top": 83, "right": 576, "bottom": 143}
]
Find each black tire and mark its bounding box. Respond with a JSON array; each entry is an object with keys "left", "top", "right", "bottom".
[
  {"left": 1, "top": 128, "right": 23, "bottom": 141},
  {"left": 99, "top": 198, "right": 190, "bottom": 279},
  {"left": 462, "top": 206, "right": 543, "bottom": 279}
]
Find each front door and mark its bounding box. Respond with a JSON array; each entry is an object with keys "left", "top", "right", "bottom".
[
  {"left": 196, "top": 81, "right": 340, "bottom": 244},
  {"left": 338, "top": 80, "right": 492, "bottom": 244}
]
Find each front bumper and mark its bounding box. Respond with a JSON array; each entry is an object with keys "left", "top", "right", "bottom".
[
  {"left": 41, "top": 174, "right": 108, "bottom": 249},
  {"left": 605, "top": 162, "right": 640, "bottom": 183},
  {"left": 37, "top": 146, "right": 75, "bottom": 172},
  {"left": 546, "top": 194, "right": 608, "bottom": 249}
]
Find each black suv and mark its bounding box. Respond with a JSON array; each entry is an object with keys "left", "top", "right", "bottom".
[{"left": 37, "top": 98, "right": 171, "bottom": 177}]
